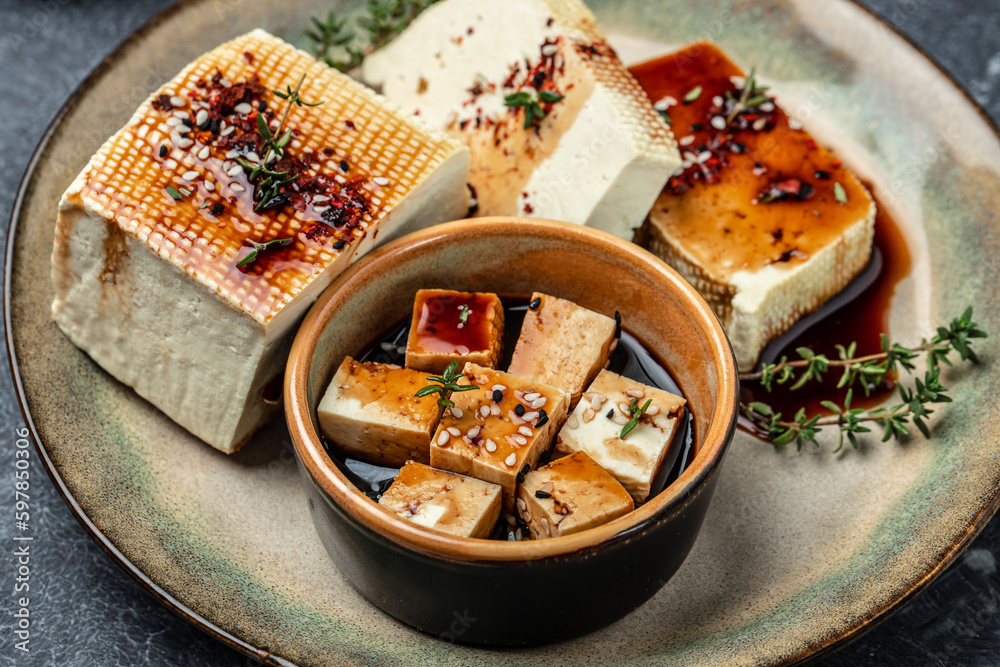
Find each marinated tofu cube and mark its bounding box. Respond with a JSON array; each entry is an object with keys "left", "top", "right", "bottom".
[
  {"left": 517, "top": 451, "right": 634, "bottom": 539},
  {"left": 378, "top": 462, "right": 502, "bottom": 538},
  {"left": 507, "top": 292, "right": 617, "bottom": 404},
  {"left": 554, "top": 369, "right": 685, "bottom": 503},
  {"left": 405, "top": 289, "right": 504, "bottom": 374},
  {"left": 318, "top": 356, "right": 442, "bottom": 467},
  {"left": 430, "top": 363, "right": 570, "bottom": 512}
]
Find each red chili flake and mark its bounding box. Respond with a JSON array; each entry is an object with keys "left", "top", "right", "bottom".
[
  {"left": 243, "top": 51, "right": 255, "bottom": 63},
  {"left": 151, "top": 94, "right": 173, "bottom": 112},
  {"left": 806, "top": 139, "right": 817, "bottom": 150},
  {"left": 344, "top": 120, "right": 356, "bottom": 130},
  {"left": 523, "top": 202, "right": 534, "bottom": 214},
  {"left": 467, "top": 26, "right": 474, "bottom": 35},
  {"left": 757, "top": 178, "right": 815, "bottom": 204},
  {"left": 304, "top": 223, "right": 332, "bottom": 241}
]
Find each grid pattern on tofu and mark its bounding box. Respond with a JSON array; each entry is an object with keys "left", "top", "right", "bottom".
[
  {"left": 507, "top": 292, "right": 617, "bottom": 404},
  {"left": 555, "top": 369, "right": 685, "bottom": 503},
  {"left": 55, "top": 28, "right": 468, "bottom": 327},
  {"left": 405, "top": 290, "right": 504, "bottom": 374},
  {"left": 378, "top": 462, "right": 502, "bottom": 538},
  {"left": 318, "top": 356, "right": 442, "bottom": 466},
  {"left": 516, "top": 451, "right": 633, "bottom": 539},
  {"left": 430, "top": 363, "right": 570, "bottom": 512}
]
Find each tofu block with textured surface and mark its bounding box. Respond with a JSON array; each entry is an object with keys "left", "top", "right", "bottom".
[
  {"left": 507, "top": 292, "right": 616, "bottom": 404},
  {"left": 405, "top": 289, "right": 504, "bottom": 374},
  {"left": 430, "top": 363, "right": 570, "bottom": 513},
  {"left": 516, "top": 450, "right": 633, "bottom": 539},
  {"left": 318, "top": 357, "right": 443, "bottom": 467},
  {"left": 379, "top": 461, "right": 502, "bottom": 538},
  {"left": 555, "top": 369, "right": 685, "bottom": 503},
  {"left": 51, "top": 29, "right": 469, "bottom": 452},
  {"left": 363, "top": 0, "right": 680, "bottom": 238},
  {"left": 630, "top": 42, "right": 875, "bottom": 370}
]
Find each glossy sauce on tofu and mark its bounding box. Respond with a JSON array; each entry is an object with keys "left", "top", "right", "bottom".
[
  {"left": 322, "top": 299, "right": 696, "bottom": 540},
  {"left": 410, "top": 291, "right": 500, "bottom": 355}
]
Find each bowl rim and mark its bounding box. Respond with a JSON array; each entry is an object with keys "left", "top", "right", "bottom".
[{"left": 285, "top": 217, "right": 739, "bottom": 562}]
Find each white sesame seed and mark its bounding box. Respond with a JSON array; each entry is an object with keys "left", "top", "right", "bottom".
[
  {"left": 468, "top": 425, "right": 481, "bottom": 438},
  {"left": 177, "top": 138, "right": 193, "bottom": 149},
  {"left": 730, "top": 75, "right": 746, "bottom": 88},
  {"left": 646, "top": 405, "right": 660, "bottom": 416},
  {"left": 225, "top": 149, "right": 238, "bottom": 159},
  {"left": 195, "top": 109, "right": 209, "bottom": 126},
  {"left": 204, "top": 181, "right": 215, "bottom": 191},
  {"left": 230, "top": 183, "right": 246, "bottom": 192},
  {"left": 753, "top": 118, "right": 768, "bottom": 131},
  {"left": 197, "top": 145, "right": 210, "bottom": 160},
  {"left": 698, "top": 151, "right": 712, "bottom": 163},
  {"left": 227, "top": 165, "right": 244, "bottom": 177},
  {"left": 182, "top": 170, "right": 199, "bottom": 181},
  {"left": 541, "top": 43, "right": 559, "bottom": 57},
  {"left": 591, "top": 393, "right": 606, "bottom": 408},
  {"left": 437, "top": 431, "right": 451, "bottom": 446},
  {"left": 504, "top": 453, "right": 517, "bottom": 467},
  {"left": 619, "top": 402, "right": 632, "bottom": 414},
  {"left": 485, "top": 438, "right": 497, "bottom": 452},
  {"left": 710, "top": 116, "right": 727, "bottom": 130},
  {"left": 373, "top": 176, "right": 389, "bottom": 186},
  {"left": 582, "top": 392, "right": 596, "bottom": 403},
  {"left": 626, "top": 388, "right": 645, "bottom": 398},
  {"left": 479, "top": 405, "right": 490, "bottom": 418},
  {"left": 522, "top": 411, "right": 539, "bottom": 422},
  {"left": 490, "top": 403, "right": 501, "bottom": 417},
  {"left": 492, "top": 384, "right": 507, "bottom": 393},
  {"left": 712, "top": 95, "right": 724, "bottom": 107},
  {"left": 266, "top": 152, "right": 278, "bottom": 164},
  {"left": 163, "top": 159, "right": 177, "bottom": 170},
  {"left": 524, "top": 392, "right": 541, "bottom": 402},
  {"left": 451, "top": 407, "right": 464, "bottom": 419},
  {"left": 170, "top": 96, "right": 186, "bottom": 107},
  {"left": 234, "top": 103, "right": 252, "bottom": 115},
  {"left": 219, "top": 78, "right": 232, "bottom": 88},
  {"left": 517, "top": 498, "right": 527, "bottom": 512},
  {"left": 246, "top": 152, "right": 260, "bottom": 163},
  {"left": 313, "top": 194, "right": 330, "bottom": 203},
  {"left": 513, "top": 435, "right": 527, "bottom": 446},
  {"left": 679, "top": 136, "right": 695, "bottom": 146},
  {"left": 788, "top": 117, "right": 803, "bottom": 130},
  {"left": 314, "top": 206, "right": 330, "bottom": 214},
  {"left": 613, "top": 414, "right": 629, "bottom": 426},
  {"left": 653, "top": 96, "right": 676, "bottom": 111},
  {"left": 567, "top": 414, "right": 579, "bottom": 429},
  {"left": 583, "top": 408, "right": 595, "bottom": 423},
  {"left": 166, "top": 117, "right": 184, "bottom": 127},
  {"left": 220, "top": 126, "right": 235, "bottom": 136},
  {"left": 760, "top": 101, "right": 775, "bottom": 113},
  {"left": 530, "top": 397, "right": 547, "bottom": 409},
  {"left": 173, "top": 110, "right": 189, "bottom": 119},
  {"left": 447, "top": 427, "right": 461, "bottom": 437},
  {"left": 518, "top": 426, "right": 533, "bottom": 437}
]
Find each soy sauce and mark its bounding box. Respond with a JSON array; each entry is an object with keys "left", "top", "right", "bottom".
[{"left": 322, "top": 300, "right": 696, "bottom": 539}]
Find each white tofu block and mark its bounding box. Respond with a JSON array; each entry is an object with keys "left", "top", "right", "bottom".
[
  {"left": 554, "top": 369, "right": 685, "bottom": 503},
  {"left": 363, "top": 0, "right": 680, "bottom": 238},
  {"left": 379, "top": 462, "right": 502, "bottom": 538},
  {"left": 317, "top": 357, "right": 442, "bottom": 467},
  {"left": 50, "top": 29, "right": 469, "bottom": 453}
]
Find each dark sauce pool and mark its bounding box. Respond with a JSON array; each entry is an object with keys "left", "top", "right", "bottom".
[{"left": 321, "top": 299, "right": 696, "bottom": 540}]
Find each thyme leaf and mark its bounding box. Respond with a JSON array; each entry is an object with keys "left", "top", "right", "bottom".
[
  {"left": 415, "top": 360, "right": 479, "bottom": 415},
  {"left": 620, "top": 398, "right": 652, "bottom": 440},
  {"left": 236, "top": 237, "right": 294, "bottom": 269}
]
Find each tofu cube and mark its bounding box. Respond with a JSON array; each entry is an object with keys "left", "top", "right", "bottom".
[
  {"left": 318, "top": 356, "right": 442, "bottom": 467},
  {"left": 555, "top": 370, "right": 685, "bottom": 503},
  {"left": 507, "top": 292, "right": 617, "bottom": 404},
  {"left": 405, "top": 289, "right": 504, "bottom": 374},
  {"left": 516, "top": 451, "right": 634, "bottom": 539},
  {"left": 378, "top": 462, "right": 502, "bottom": 538},
  {"left": 430, "top": 363, "right": 570, "bottom": 512}
]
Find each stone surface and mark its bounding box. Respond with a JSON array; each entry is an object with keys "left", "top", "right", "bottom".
[{"left": 0, "top": 0, "right": 997, "bottom": 665}]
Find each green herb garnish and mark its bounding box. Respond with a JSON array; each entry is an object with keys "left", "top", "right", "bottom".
[
  {"left": 165, "top": 186, "right": 184, "bottom": 201},
  {"left": 236, "top": 237, "right": 294, "bottom": 269},
  {"left": 415, "top": 360, "right": 479, "bottom": 415},
  {"left": 504, "top": 89, "right": 564, "bottom": 130},
  {"left": 683, "top": 85, "right": 703, "bottom": 103},
  {"left": 656, "top": 109, "right": 673, "bottom": 126},
  {"left": 834, "top": 182, "right": 848, "bottom": 204},
  {"left": 740, "top": 307, "right": 987, "bottom": 452},
  {"left": 620, "top": 398, "right": 652, "bottom": 440},
  {"left": 459, "top": 304, "right": 470, "bottom": 325},
  {"left": 724, "top": 67, "right": 771, "bottom": 126}
]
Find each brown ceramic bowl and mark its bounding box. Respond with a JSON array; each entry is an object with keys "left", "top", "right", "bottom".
[{"left": 285, "top": 217, "right": 738, "bottom": 646}]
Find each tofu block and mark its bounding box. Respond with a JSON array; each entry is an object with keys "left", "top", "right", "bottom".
[
  {"left": 405, "top": 289, "right": 504, "bottom": 374},
  {"left": 507, "top": 292, "right": 617, "bottom": 404},
  {"left": 317, "top": 356, "right": 442, "bottom": 466},
  {"left": 555, "top": 370, "right": 685, "bottom": 503},
  {"left": 630, "top": 43, "right": 875, "bottom": 370},
  {"left": 50, "top": 29, "right": 469, "bottom": 452},
  {"left": 362, "top": 0, "right": 680, "bottom": 239},
  {"left": 378, "top": 462, "right": 502, "bottom": 538},
  {"left": 516, "top": 451, "right": 633, "bottom": 539},
  {"left": 430, "top": 363, "right": 570, "bottom": 512}
]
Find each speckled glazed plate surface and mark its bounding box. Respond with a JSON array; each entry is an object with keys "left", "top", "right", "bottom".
[{"left": 6, "top": 0, "right": 1000, "bottom": 665}]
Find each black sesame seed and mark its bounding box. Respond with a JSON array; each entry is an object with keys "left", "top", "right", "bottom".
[
  {"left": 690, "top": 123, "right": 704, "bottom": 132},
  {"left": 606, "top": 409, "right": 614, "bottom": 419},
  {"left": 258, "top": 100, "right": 267, "bottom": 111},
  {"left": 814, "top": 170, "right": 830, "bottom": 180},
  {"left": 535, "top": 412, "right": 549, "bottom": 428},
  {"left": 333, "top": 240, "right": 347, "bottom": 250},
  {"left": 539, "top": 449, "right": 551, "bottom": 465},
  {"left": 158, "top": 145, "right": 168, "bottom": 158},
  {"left": 529, "top": 297, "right": 541, "bottom": 310},
  {"left": 614, "top": 310, "right": 621, "bottom": 324},
  {"left": 515, "top": 516, "right": 528, "bottom": 530},
  {"left": 198, "top": 119, "right": 212, "bottom": 131},
  {"left": 211, "top": 203, "right": 225, "bottom": 216},
  {"left": 515, "top": 404, "right": 525, "bottom": 417},
  {"left": 614, "top": 310, "right": 622, "bottom": 339},
  {"left": 340, "top": 160, "right": 349, "bottom": 172},
  {"left": 492, "top": 389, "right": 503, "bottom": 403},
  {"left": 209, "top": 119, "right": 220, "bottom": 134},
  {"left": 521, "top": 464, "right": 530, "bottom": 476},
  {"left": 181, "top": 118, "right": 194, "bottom": 128},
  {"left": 535, "top": 490, "right": 552, "bottom": 499}
]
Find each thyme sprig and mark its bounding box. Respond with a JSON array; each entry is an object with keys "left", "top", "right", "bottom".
[
  {"left": 620, "top": 397, "right": 652, "bottom": 440},
  {"left": 504, "top": 90, "right": 565, "bottom": 129},
  {"left": 740, "top": 307, "right": 987, "bottom": 452},
  {"left": 306, "top": 0, "right": 442, "bottom": 72},
  {"left": 724, "top": 67, "right": 771, "bottom": 126},
  {"left": 415, "top": 360, "right": 479, "bottom": 415},
  {"left": 237, "top": 74, "right": 324, "bottom": 213},
  {"left": 236, "top": 237, "right": 294, "bottom": 269}
]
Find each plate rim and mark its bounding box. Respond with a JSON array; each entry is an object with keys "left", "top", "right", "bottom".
[{"left": 5, "top": 1, "right": 999, "bottom": 665}]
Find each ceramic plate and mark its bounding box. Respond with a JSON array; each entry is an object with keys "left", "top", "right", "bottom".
[{"left": 7, "top": 0, "right": 1000, "bottom": 665}]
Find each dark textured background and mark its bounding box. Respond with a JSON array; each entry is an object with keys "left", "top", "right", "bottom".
[{"left": 0, "top": 1, "right": 998, "bottom": 665}]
